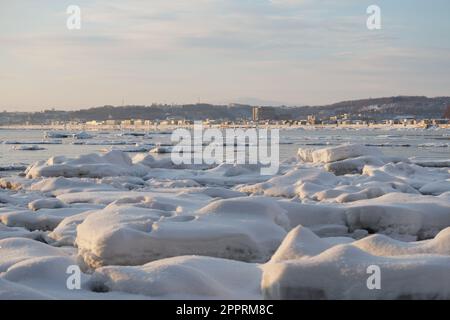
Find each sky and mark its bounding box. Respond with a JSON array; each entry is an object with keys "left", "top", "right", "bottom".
[{"left": 0, "top": 0, "right": 449, "bottom": 111}]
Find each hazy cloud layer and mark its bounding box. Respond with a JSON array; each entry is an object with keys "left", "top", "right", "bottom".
[{"left": 0, "top": 0, "right": 449, "bottom": 110}]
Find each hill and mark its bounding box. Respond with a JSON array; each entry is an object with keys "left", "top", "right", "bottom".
[{"left": 1, "top": 96, "right": 449, "bottom": 125}]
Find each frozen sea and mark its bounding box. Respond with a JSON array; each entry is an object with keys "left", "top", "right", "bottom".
[
  {"left": 1, "top": 127, "right": 449, "bottom": 172},
  {"left": 1, "top": 126, "right": 450, "bottom": 300}
]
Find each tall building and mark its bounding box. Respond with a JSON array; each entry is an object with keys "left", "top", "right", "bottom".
[
  {"left": 307, "top": 115, "right": 320, "bottom": 125},
  {"left": 252, "top": 107, "right": 259, "bottom": 121},
  {"left": 252, "top": 107, "right": 276, "bottom": 121},
  {"left": 444, "top": 104, "right": 450, "bottom": 119}
]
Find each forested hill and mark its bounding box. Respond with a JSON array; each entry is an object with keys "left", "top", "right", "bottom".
[{"left": 1, "top": 96, "right": 449, "bottom": 124}]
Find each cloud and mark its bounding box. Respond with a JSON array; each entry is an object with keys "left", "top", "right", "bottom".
[{"left": 0, "top": 0, "right": 449, "bottom": 110}]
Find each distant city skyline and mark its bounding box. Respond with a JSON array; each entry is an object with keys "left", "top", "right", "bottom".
[{"left": 1, "top": 0, "right": 449, "bottom": 111}]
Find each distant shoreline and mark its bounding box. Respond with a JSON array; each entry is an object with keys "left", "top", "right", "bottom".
[{"left": 1, "top": 123, "right": 449, "bottom": 131}]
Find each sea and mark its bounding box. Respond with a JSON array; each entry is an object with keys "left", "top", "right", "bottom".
[{"left": 1, "top": 127, "right": 449, "bottom": 175}]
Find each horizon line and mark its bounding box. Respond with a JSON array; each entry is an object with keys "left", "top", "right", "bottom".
[{"left": 3, "top": 95, "right": 450, "bottom": 113}]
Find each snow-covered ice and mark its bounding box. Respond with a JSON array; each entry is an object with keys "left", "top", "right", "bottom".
[
  {"left": 12, "top": 145, "right": 46, "bottom": 151},
  {"left": 75, "top": 196, "right": 288, "bottom": 268},
  {"left": 87, "top": 256, "right": 262, "bottom": 299},
  {"left": 25, "top": 151, "right": 149, "bottom": 179},
  {"left": 1, "top": 142, "right": 450, "bottom": 300},
  {"left": 262, "top": 227, "right": 450, "bottom": 300}
]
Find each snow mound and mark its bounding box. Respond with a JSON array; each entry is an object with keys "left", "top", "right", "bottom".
[
  {"left": 352, "top": 227, "right": 450, "bottom": 256},
  {"left": 362, "top": 162, "right": 450, "bottom": 190},
  {"left": 419, "top": 180, "right": 450, "bottom": 196},
  {"left": 270, "top": 226, "right": 353, "bottom": 263},
  {"left": 0, "top": 205, "right": 95, "bottom": 232},
  {"left": 297, "top": 144, "right": 409, "bottom": 176},
  {"left": 271, "top": 225, "right": 450, "bottom": 264},
  {"left": 87, "top": 256, "right": 262, "bottom": 299},
  {"left": 344, "top": 193, "right": 450, "bottom": 240},
  {"left": 0, "top": 208, "right": 62, "bottom": 231},
  {"left": 76, "top": 197, "right": 288, "bottom": 268},
  {"left": 238, "top": 167, "right": 339, "bottom": 198},
  {"left": 298, "top": 144, "right": 379, "bottom": 164},
  {"left": 240, "top": 148, "right": 449, "bottom": 204},
  {"left": 263, "top": 244, "right": 450, "bottom": 300},
  {"left": 47, "top": 211, "right": 95, "bottom": 246},
  {"left": 143, "top": 163, "right": 270, "bottom": 187},
  {"left": 184, "top": 187, "right": 245, "bottom": 199},
  {"left": 25, "top": 151, "right": 148, "bottom": 179},
  {"left": 0, "top": 223, "right": 44, "bottom": 241},
  {"left": 29, "top": 177, "right": 118, "bottom": 196},
  {"left": 0, "top": 278, "right": 51, "bottom": 300},
  {"left": 2, "top": 256, "right": 81, "bottom": 297},
  {"left": 197, "top": 196, "right": 290, "bottom": 230},
  {"left": 0, "top": 238, "right": 70, "bottom": 272},
  {"left": 0, "top": 177, "right": 34, "bottom": 191},
  {"left": 323, "top": 156, "right": 385, "bottom": 175},
  {"left": 28, "top": 198, "right": 66, "bottom": 211}
]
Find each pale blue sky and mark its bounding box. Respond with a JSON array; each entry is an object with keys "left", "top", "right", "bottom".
[{"left": 0, "top": 0, "right": 449, "bottom": 111}]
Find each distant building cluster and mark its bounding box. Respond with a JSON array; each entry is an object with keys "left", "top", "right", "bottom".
[
  {"left": 84, "top": 119, "right": 194, "bottom": 128},
  {"left": 1, "top": 101, "right": 450, "bottom": 128},
  {"left": 17, "top": 111, "right": 450, "bottom": 130},
  {"left": 248, "top": 107, "right": 450, "bottom": 128}
]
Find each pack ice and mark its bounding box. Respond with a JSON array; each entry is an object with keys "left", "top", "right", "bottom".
[{"left": 0, "top": 143, "right": 450, "bottom": 299}]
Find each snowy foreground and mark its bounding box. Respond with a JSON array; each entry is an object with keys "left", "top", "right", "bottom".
[{"left": 1, "top": 144, "right": 450, "bottom": 299}]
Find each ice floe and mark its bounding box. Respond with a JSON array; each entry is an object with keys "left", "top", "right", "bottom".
[
  {"left": 76, "top": 196, "right": 289, "bottom": 268},
  {"left": 87, "top": 256, "right": 262, "bottom": 299},
  {"left": 25, "top": 151, "right": 148, "bottom": 179},
  {"left": 0, "top": 142, "right": 449, "bottom": 300},
  {"left": 12, "top": 145, "right": 46, "bottom": 151},
  {"left": 262, "top": 226, "right": 450, "bottom": 300}
]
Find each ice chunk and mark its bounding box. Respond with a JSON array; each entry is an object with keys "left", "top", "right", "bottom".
[
  {"left": 29, "top": 177, "right": 118, "bottom": 196},
  {"left": 344, "top": 193, "right": 450, "bottom": 240},
  {"left": 25, "top": 151, "right": 148, "bottom": 179},
  {"left": 0, "top": 238, "right": 70, "bottom": 272},
  {"left": 419, "top": 180, "right": 450, "bottom": 196},
  {"left": 87, "top": 256, "right": 262, "bottom": 299},
  {"left": 28, "top": 198, "right": 66, "bottom": 211},
  {"left": 239, "top": 167, "right": 339, "bottom": 198},
  {"left": 0, "top": 278, "right": 51, "bottom": 300},
  {"left": 270, "top": 226, "right": 354, "bottom": 262},
  {"left": 324, "top": 156, "right": 384, "bottom": 175},
  {"left": 298, "top": 144, "right": 379, "bottom": 164},
  {"left": 0, "top": 223, "right": 44, "bottom": 241},
  {"left": 47, "top": 211, "right": 95, "bottom": 246},
  {"left": 76, "top": 197, "right": 289, "bottom": 268},
  {"left": 262, "top": 244, "right": 450, "bottom": 300},
  {"left": 12, "top": 145, "right": 45, "bottom": 151}
]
